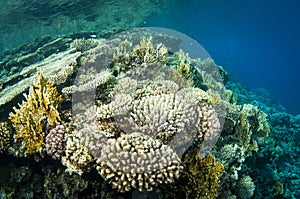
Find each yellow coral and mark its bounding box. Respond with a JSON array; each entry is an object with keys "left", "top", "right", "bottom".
[
  {"left": 181, "top": 149, "right": 224, "bottom": 199},
  {"left": 9, "top": 70, "right": 62, "bottom": 156}
]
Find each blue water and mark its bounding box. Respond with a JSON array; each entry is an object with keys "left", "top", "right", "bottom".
[{"left": 145, "top": 0, "right": 300, "bottom": 115}]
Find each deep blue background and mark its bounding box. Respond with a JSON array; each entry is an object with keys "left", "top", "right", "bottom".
[{"left": 145, "top": 0, "right": 300, "bottom": 115}]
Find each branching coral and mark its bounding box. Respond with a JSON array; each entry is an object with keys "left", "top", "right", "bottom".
[
  {"left": 96, "top": 132, "right": 182, "bottom": 192},
  {"left": 111, "top": 37, "right": 168, "bottom": 76},
  {"left": 96, "top": 78, "right": 220, "bottom": 150},
  {"left": 70, "top": 38, "right": 102, "bottom": 52},
  {"left": 45, "top": 124, "right": 68, "bottom": 160},
  {"left": 132, "top": 36, "right": 168, "bottom": 64},
  {"left": 9, "top": 71, "right": 63, "bottom": 156},
  {"left": 167, "top": 49, "right": 194, "bottom": 87},
  {"left": 61, "top": 128, "right": 95, "bottom": 175}
]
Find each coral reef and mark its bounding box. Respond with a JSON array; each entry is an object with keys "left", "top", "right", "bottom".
[
  {"left": 0, "top": 30, "right": 280, "bottom": 199},
  {"left": 96, "top": 133, "right": 182, "bottom": 192},
  {"left": 9, "top": 71, "right": 63, "bottom": 156},
  {"left": 226, "top": 81, "right": 299, "bottom": 198}
]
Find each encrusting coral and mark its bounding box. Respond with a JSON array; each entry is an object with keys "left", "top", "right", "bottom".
[
  {"left": 96, "top": 132, "right": 183, "bottom": 192},
  {"left": 9, "top": 71, "right": 63, "bottom": 156}
]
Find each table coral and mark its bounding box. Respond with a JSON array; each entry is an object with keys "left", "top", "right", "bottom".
[
  {"left": 0, "top": 47, "right": 80, "bottom": 112},
  {"left": 9, "top": 71, "right": 63, "bottom": 156}
]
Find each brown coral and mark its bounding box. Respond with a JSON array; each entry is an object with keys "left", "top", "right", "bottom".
[{"left": 9, "top": 71, "right": 63, "bottom": 156}]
